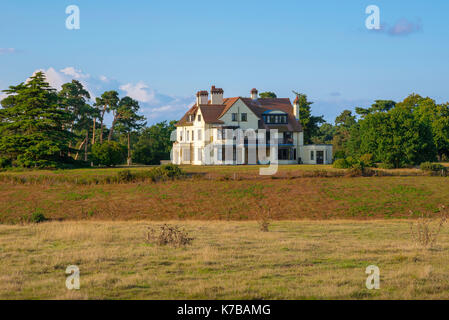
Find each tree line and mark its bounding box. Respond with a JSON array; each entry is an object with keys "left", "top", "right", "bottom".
[
  {"left": 300, "top": 93, "right": 449, "bottom": 168},
  {"left": 0, "top": 72, "right": 175, "bottom": 168},
  {"left": 2, "top": 74, "right": 448, "bottom": 170}
]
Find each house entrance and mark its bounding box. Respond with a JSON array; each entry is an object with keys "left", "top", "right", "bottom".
[{"left": 316, "top": 151, "right": 324, "bottom": 164}]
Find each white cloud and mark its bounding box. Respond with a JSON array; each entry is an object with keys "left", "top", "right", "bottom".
[
  {"left": 22, "top": 66, "right": 193, "bottom": 125},
  {"left": 31, "top": 67, "right": 67, "bottom": 90},
  {"left": 0, "top": 48, "right": 16, "bottom": 54},
  {"left": 119, "top": 81, "right": 157, "bottom": 104},
  {"left": 60, "top": 67, "right": 90, "bottom": 79}
]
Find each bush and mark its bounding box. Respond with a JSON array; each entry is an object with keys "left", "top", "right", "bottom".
[
  {"left": 0, "top": 157, "right": 11, "bottom": 168},
  {"left": 117, "top": 169, "right": 133, "bottom": 183},
  {"left": 409, "top": 205, "right": 448, "bottom": 248},
  {"left": 333, "top": 158, "right": 351, "bottom": 169},
  {"left": 92, "top": 141, "right": 127, "bottom": 167},
  {"left": 333, "top": 150, "right": 346, "bottom": 160},
  {"left": 359, "top": 154, "right": 375, "bottom": 167},
  {"left": 30, "top": 210, "right": 46, "bottom": 223},
  {"left": 146, "top": 224, "right": 194, "bottom": 247},
  {"left": 420, "top": 162, "right": 447, "bottom": 174},
  {"left": 378, "top": 162, "right": 395, "bottom": 169},
  {"left": 160, "top": 163, "right": 183, "bottom": 178}
]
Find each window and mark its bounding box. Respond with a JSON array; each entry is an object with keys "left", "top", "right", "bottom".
[
  {"left": 241, "top": 113, "right": 247, "bottom": 122},
  {"left": 179, "top": 131, "right": 183, "bottom": 141},
  {"left": 232, "top": 113, "right": 237, "bottom": 121},
  {"left": 198, "top": 115, "right": 201, "bottom": 122},
  {"left": 197, "top": 129, "right": 202, "bottom": 141},
  {"left": 284, "top": 132, "right": 293, "bottom": 144},
  {"left": 197, "top": 148, "right": 202, "bottom": 161},
  {"left": 192, "top": 130, "right": 194, "bottom": 141},
  {"left": 263, "top": 113, "right": 288, "bottom": 124},
  {"left": 310, "top": 151, "right": 314, "bottom": 160},
  {"left": 278, "top": 148, "right": 289, "bottom": 160},
  {"left": 281, "top": 115, "right": 287, "bottom": 123}
]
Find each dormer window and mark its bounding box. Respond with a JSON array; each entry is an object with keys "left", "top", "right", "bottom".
[
  {"left": 197, "top": 115, "right": 201, "bottom": 122},
  {"left": 262, "top": 112, "right": 288, "bottom": 124}
]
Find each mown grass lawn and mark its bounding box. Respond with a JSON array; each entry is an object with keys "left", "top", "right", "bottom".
[{"left": 1, "top": 220, "right": 449, "bottom": 299}]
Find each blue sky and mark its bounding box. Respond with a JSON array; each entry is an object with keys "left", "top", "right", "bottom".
[{"left": 1, "top": 0, "right": 448, "bottom": 125}]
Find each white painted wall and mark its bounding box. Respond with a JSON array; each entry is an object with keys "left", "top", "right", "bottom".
[{"left": 219, "top": 99, "right": 259, "bottom": 130}]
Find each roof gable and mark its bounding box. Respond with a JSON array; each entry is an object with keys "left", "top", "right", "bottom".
[{"left": 176, "top": 96, "right": 302, "bottom": 132}]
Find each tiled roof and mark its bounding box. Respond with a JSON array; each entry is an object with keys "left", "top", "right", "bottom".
[{"left": 176, "top": 97, "right": 302, "bottom": 132}]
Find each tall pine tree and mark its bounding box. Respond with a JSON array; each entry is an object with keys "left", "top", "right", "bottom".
[{"left": 0, "top": 72, "right": 74, "bottom": 167}]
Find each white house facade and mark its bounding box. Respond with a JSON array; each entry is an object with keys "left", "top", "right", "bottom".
[{"left": 172, "top": 86, "right": 332, "bottom": 165}]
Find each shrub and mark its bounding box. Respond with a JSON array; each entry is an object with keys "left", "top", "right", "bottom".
[
  {"left": 345, "top": 156, "right": 358, "bottom": 166},
  {"left": 0, "top": 157, "right": 11, "bottom": 168},
  {"left": 420, "top": 162, "right": 447, "bottom": 175},
  {"left": 146, "top": 224, "right": 194, "bottom": 247},
  {"left": 333, "top": 150, "right": 346, "bottom": 160},
  {"left": 378, "top": 162, "right": 395, "bottom": 169},
  {"left": 117, "top": 169, "right": 133, "bottom": 182},
  {"left": 91, "top": 141, "right": 126, "bottom": 167},
  {"left": 256, "top": 204, "right": 271, "bottom": 232},
  {"left": 159, "top": 163, "right": 183, "bottom": 178},
  {"left": 30, "top": 210, "right": 46, "bottom": 223},
  {"left": 359, "top": 154, "right": 375, "bottom": 167},
  {"left": 409, "top": 205, "right": 448, "bottom": 248},
  {"left": 333, "top": 158, "right": 351, "bottom": 169}
]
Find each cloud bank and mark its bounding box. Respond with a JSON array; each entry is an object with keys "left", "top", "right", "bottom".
[
  {"left": 370, "top": 18, "right": 422, "bottom": 37},
  {"left": 0, "top": 48, "right": 16, "bottom": 54},
  {"left": 25, "top": 67, "right": 193, "bottom": 125}
]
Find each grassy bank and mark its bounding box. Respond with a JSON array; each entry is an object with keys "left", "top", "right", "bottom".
[
  {"left": 1, "top": 220, "right": 449, "bottom": 299},
  {"left": 0, "top": 174, "right": 448, "bottom": 223}
]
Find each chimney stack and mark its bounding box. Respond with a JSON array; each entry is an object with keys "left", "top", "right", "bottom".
[
  {"left": 210, "top": 85, "right": 224, "bottom": 105},
  {"left": 196, "top": 90, "right": 209, "bottom": 106},
  {"left": 251, "top": 88, "right": 258, "bottom": 100},
  {"left": 293, "top": 96, "right": 300, "bottom": 121}
]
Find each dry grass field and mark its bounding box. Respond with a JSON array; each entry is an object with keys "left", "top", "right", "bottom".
[
  {"left": 0, "top": 172, "right": 448, "bottom": 223},
  {"left": 1, "top": 165, "right": 449, "bottom": 299},
  {"left": 1, "top": 220, "right": 449, "bottom": 300}
]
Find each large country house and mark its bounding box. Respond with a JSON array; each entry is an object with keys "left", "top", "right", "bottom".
[{"left": 172, "top": 86, "right": 332, "bottom": 165}]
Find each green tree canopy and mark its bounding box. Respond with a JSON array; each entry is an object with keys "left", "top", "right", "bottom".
[
  {"left": 259, "top": 92, "right": 277, "bottom": 99},
  {"left": 348, "top": 95, "right": 436, "bottom": 167},
  {"left": 0, "top": 72, "right": 74, "bottom": 168},
  {"left": 331, "top": 110, "right": 357, "bottom": 158},
  {"left": 132, "top": 121, "right": 176, "bottom": 165},
  {"left": 293, "top": 92, "right": 325, "bottom": 144}
]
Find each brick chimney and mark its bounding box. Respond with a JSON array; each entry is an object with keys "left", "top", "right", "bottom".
[
  {"left": 251, "top": 88, "right": 258, "bottom": 100},
  {"left": 196, "top": 90, "right": 209, "bottom": 106},
  {"left": 293, "top": 96, "right": 300, "bottom": 121},
  {"left": 210, "top": 86, "right": 224, "bottom": 105}
]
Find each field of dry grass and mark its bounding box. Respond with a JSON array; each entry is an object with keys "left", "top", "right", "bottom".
[
  {"left": 1, "top": 220, "right": 449, "bottom": 300},
  {"left": 1, "top": 172, "right": 448, "bottom": 223},
  {"left": 2, "top": 165, "right": 449, "bottom": 299}
]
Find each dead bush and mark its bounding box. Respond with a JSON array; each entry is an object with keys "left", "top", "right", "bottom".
[
  {"left": 146, "top": 224, "right": 194, "bottom": 247},
  {"left": 256, "top": 204, "right": 272, "bottom": 232},
  {"left": 409, "top": 205, "right": 448, "bottom": 248}
]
